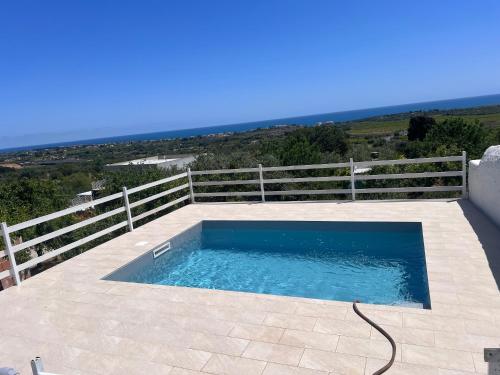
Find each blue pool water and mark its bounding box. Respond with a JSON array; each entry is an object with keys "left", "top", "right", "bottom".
[{"left": 105, "top": 221, "right": 431, "bottom": 308}]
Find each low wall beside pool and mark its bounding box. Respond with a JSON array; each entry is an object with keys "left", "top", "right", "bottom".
[{"left": 469, "top": 145, "right": 500, "bottom": 227}]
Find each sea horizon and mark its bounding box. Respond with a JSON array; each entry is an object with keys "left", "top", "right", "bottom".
[{"left": 2, "top": 93, "right": 500, "bottom": 153}]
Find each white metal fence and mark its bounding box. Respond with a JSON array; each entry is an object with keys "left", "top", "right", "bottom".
[
  {"left": 189, "top": 152, "right": 466, "bottom": 201},
  {"left": 0, "top": 153, "right": 466, "bottom": 286},
  {"left": 0, "top": 172, "right": 190, "bottom": 285}
]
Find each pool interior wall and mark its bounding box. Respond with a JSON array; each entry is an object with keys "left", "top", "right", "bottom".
[{"left": 104, "top": 220, "right": 431, "bottom": 309}]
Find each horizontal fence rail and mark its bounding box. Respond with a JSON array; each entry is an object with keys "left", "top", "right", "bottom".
[
  {"left": 190, "top": 152, "right": 467, "bottom": 203},
  {"left": 0, "top": 152, "right": 467, "bottom": 288},
  {"left": 7, "top": 192, "right": 124, "bottom": 233},
  {"left": 262, "top": 162, "right": 351, "bottom": 172},
  {"left": 354, "top": 171, "right": 462, "bottom": 181},
  {"left": 0, "top": 172, "right": 190, "bottom": 286},
  {"left": 191, "top": 167, "right": 259, "bottom": 175},
  {"left": 354, "top": 155, "right": 463, "bottom": 167}
]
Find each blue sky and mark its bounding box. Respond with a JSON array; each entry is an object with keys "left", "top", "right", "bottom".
[{"left": 1, "top": 0, "right": 500, "bottom": 148}]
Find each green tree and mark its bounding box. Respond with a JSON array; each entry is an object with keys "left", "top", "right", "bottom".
[
  {"left": 279, "top": 134, "right": 321, "bottom": 166},
  {"left": 408, "top": 116, "right": 436, "bottom": 141},
  {"left": 424, "top": 118, "right": 487, "bottom": 159},
  {"left": 308, "top": 126, "right": 349, "bottom": 155}
]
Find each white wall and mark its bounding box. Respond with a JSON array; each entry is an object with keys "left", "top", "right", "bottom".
[{"left": 469, "top": 145, "right": 500, "bottom": 227}]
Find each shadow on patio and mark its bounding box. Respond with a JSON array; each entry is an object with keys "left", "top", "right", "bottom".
[{"left": 458, "top": 199, "right": 500, "bottom": 290}]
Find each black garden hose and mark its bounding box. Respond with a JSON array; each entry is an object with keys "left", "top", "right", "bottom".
[{"left": 353, "top": 301, "right": 396, "bottom": 375}]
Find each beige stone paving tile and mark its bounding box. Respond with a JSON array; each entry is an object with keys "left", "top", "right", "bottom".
[
  {"left": 70, "top": 350, "right": 124, "bottom": 374},
  {"left": 336, "top": 336, "right": 401, "bottom": 361},
  {"left": 299, "top": 348, "right": 366, "bottom": 374},
  {"left": 56, "top": 367, "right": 100, "bottom": 375},
  {"left": 0, "top": 335, "right": 81, "bottom": 369},
  {"left": 49, "top": 298, "right": 100, "bottom": 317},
  {"left": 279, "top": 329, "right": 339, "bottom": 351},
  {"left": 448, "top": 262, "right": 495, "bottom": 279},
  {"left": 229, "top": 323, "right": 285, "bottom": 343},
  {"left": 370, "top": 324, "right": 435, "bottom": 346},
  {"left": 344, "top": 308, "right": 402, "bottom": 327},
  {"left": 169, "top": 367, "right": 213, "bottom": 375},
  {"left": 152, "top": 345, "right": 213, "bottom": 371},
  {"left": 314, "top": 318, "right": 371, "bottom": 338},
  {"left": 108, "top": 336, "right": 170, "bottom": 361},
  {"left": 17, "top": 276, "right": 58, "bottom": 289},
  {"left": 72, "top": 290, "right": 126, "bottom": 307},
  {"left": 105, "top": 282, "right": 149, "bottom": 296},
  {"left": 151, "top": 299, "right": 213, "bottom": 319},
  {"left": 426, "top": 263, "right": 454, "bottom": 274},
  {"left": 190, "top": 291, "right": 255, "bottom": 309},
  {"left": 111, "top": 284, "right": 179, "bottom": 301},
  {"left": 190, "top": 333, "right": 250, "bottom": 356},
  {"left": 50, "top": 314, "right": 124, "bottom": 332},
  {"left": 365, "top": 358, "right": 438, "bottom": 375},
  {"left": 242, "top": 341, "right": 304, "bottom": 366},
  {"left": 165, "top": 314, "right": 236, "bottom": 336},
  {"left": 245, "top": 296, "right": 299, "bottom": 314},
  {"left": 294, "top": 302, "right": 348, "bottom": 320},
  {"left": 428, "top": 272, "right": 456, "bottom": 283},
  {"left": 452, "top": 271, "right": 497, "bottom": 285},
  {"left": 457, "top": 292, "right": 500, "bottom": 308},
  {"left": 430, "top": 303, "right": 499, "bottom": 322},
  {"left": 463, "top": 318, "right": 500, "bottom": 338},
  {"left": 452, "top": 277, "right": 499, "bottom": 293},
  {"left": 21, "top": 287, "right": 84, "bottom": 303},
  {"left": 108, "top": 358, "right": 174, "bottom": 375},
  {"left": 264, "top": 312, "right": 317, "bottom": 331},
  {"left": 36, "top": 298, "right": 86, "bottom": 316},
  {"left": 402, "top": 344, "right": 475, "bottom": 372},
  {"left": 346, "top": 301, "right": 427, "bottom": 314},
  {"left": 104, "top": 320, "right": 195, "bottom": 348},
  {"left": 290, "top": 296, "right": 346, "bottom": 307},
  {"left": 403, "top": 313, "right": 465, "bottom": 333},
  {"left": 428, "top": 281, "right": 459, "bottom": 294},
  {"left": 2, "top": 306, "right": 52, "bottom": 326},
  {"left": 59, "top": 330, "right": 123, "bottom": 356},
  {"left": 429, "top": 291, "right": 461, "bottom": 305},
  {"left": 202, "top": 353, "right": 267, "bottom": 375},
  {"left": 7, "top": 317, "right": 111, "bottom": 347},
  {"left": 437, "top": 369, "right": 476, "bottom": 375},
  {"left": 107, "top": 295, "right": 168, "bottom": 312},
  {"left": 204, "top": 305, "right": 268, "bottom": 325},
  {"left": 262, "top": 362, "right": 328, "bottom": 375},
  {"left": 458, "top": 284, "right": 500, "bottom": 298},
  {"left": 434, "top": 331, "right": 500, "bottom": 353},
  {"left": 100, "top": 304, "right": 152, "bottom": 324},
  {"left": 0, "top": 356, "right": 26, "bottom": 374},
  {"left": 471, "top": 352, "right": 488, "bottom": 374}
]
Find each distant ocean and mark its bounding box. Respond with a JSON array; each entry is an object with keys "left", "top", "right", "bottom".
[{"left": 3, "top": 94, "right": 500, "bottom": 152}]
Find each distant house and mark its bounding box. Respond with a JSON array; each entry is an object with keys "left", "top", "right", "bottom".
[
  {"left": 105, "top": 155, "right": 195, "bottom": 171},
  {"left": 69, "top": 180, "right": 105, "bottom": 209},
  {"left": 70, "top": 191, "right": 94, "bottom": 209},
  {"left": 91, "top": 179, "right": 106, "bottom": 191}
]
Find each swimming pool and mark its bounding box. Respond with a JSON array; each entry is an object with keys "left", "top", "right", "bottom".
[{"left": 105, "top": 220, "right": 431, "bottom": 308}]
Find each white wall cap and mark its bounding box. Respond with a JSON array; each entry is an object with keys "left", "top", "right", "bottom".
[{"left": 480, "top": 145, "right": 500, "bottom": 166}]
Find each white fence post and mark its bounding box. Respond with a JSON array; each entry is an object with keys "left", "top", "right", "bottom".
[
  {"left": 122, "top": 187, "right": 134, "bottom": 232},
  {"left": 462, "top": 150, "right": 467, "bottom": 198},
  {"left": 350, "top": 158, "right": 356, "bottom": 201},
  {"left": 187, "top": 168, "right": 195, "bottom": 203},
  {"left": 259, "top": 164, "right": 265, "bottom": 202},
  {"left": 1, "top": 222, "right": 21, "bottom": 285}
]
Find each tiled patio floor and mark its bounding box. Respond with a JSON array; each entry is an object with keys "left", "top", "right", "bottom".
[{"left": 0, "top": 200, "right": 499, "bottom": 374}]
